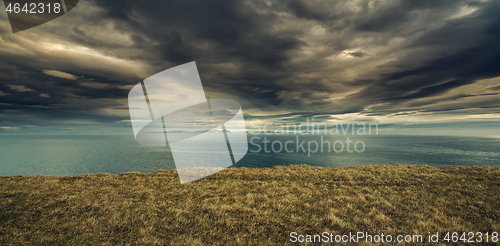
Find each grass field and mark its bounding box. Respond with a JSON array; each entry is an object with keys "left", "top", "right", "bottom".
[{"left": 1, "top": 164, "right": 499, "bottom": 245}]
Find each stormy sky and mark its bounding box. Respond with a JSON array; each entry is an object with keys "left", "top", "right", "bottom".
[{"left": 1, "top": 0, "right": 500, "bottom": 135}]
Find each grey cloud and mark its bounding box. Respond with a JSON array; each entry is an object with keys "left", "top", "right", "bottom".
[
  {"left": 0, "top": 0, "right": 499, "bottom": 132},
  {"left": 42, "top": 70, "right": 79, "bottom": 80},
  {"left": 0, "top": 63, "right": 17, "bottom": 78},
  {"left": 7, "top": 84, "right": 35, "bottom": 92}
]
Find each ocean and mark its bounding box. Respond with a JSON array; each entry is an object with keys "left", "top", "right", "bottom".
[{"left": 0, "top": 133, "right": 499, "bottom": 176}]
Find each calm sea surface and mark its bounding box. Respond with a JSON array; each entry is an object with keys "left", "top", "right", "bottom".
[{"left": 0, "top": 134, "right": 499, "bottom": 176}]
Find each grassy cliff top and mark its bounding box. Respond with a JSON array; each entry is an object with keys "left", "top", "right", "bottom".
[{"left": 1, "top": 164, "right": 500, "bottom": 245}]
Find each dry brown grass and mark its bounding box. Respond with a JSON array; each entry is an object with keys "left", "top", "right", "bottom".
[{"left": 1, "top": 164, "right": 499, "bottom": 245}]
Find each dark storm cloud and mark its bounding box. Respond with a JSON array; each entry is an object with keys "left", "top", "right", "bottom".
[
  {"left": 337, "top": 0, "right": 500, "bottom": 114},
  {"left": 0, "top": 63, "right": 18, "bottom": 78},
  {"left": 1, "top": 0, "right": 500, "bottom": 132}
]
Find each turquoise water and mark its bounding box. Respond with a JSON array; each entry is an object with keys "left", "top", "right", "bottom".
[{"left": 0, "top": 134, "right": 499, "bottom": 176}]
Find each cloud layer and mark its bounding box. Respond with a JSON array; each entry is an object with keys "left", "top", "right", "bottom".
[{"left": 0, "top": 0, "right": 499, "bottom": 134}]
